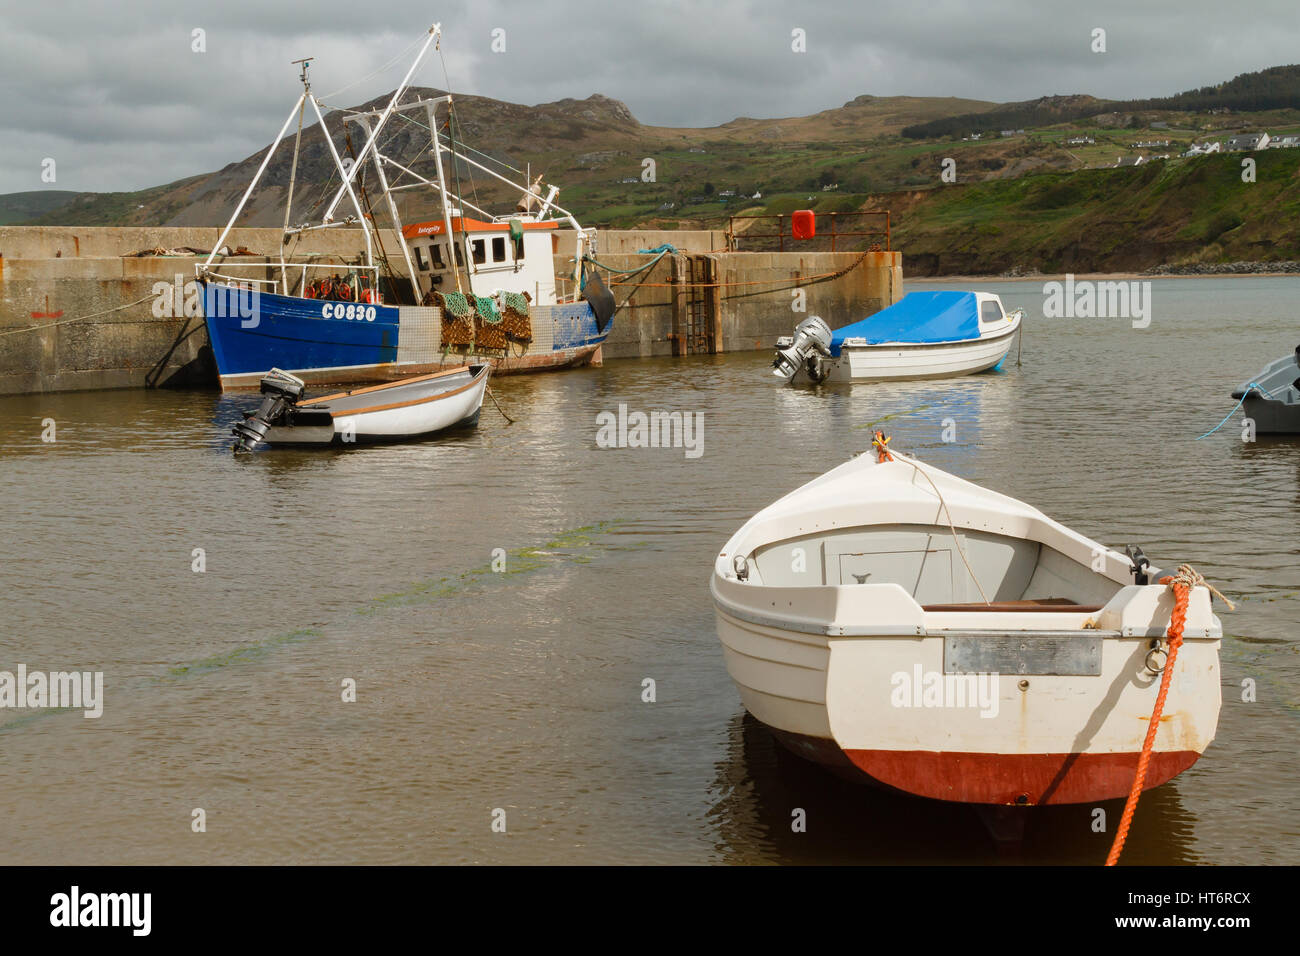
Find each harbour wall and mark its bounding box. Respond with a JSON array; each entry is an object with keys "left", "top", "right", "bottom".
[{"left": 0, "top": 227, "right": 901, "bottom": 394}]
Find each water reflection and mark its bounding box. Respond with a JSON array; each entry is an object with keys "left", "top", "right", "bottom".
[{"left": 709, "top": 713, "right": 1199, "bottom": 865}]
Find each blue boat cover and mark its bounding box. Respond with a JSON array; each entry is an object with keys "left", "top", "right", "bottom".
[{"left": 829, "top": 291, "right": 980, "bottom": 356}]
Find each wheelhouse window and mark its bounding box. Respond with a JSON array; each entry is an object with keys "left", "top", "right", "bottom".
[
  {"left": 430, "top": 243, "right": 447, "bottom": 270},
  {"left": 980, "top": 300, "right": 1003, "bottom": 323},
  {"left": 491, "top": 236, "right": 507, "bottom": 263},
  {"left": 471, "top": 239, "right": 486, "bottom": 265},
  {"left": 414, "top": 245, "right": 429, "bottom": 271}
]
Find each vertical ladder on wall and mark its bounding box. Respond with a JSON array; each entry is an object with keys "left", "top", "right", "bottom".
[{"left": 672, "top": 255, "right": 721, "bottom": 356}]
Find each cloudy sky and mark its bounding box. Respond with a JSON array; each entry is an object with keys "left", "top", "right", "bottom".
[{"left": 2, "top": 0, "right": 1298, "bottom": 194}]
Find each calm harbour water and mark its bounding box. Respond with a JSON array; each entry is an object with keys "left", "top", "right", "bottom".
[{"left": 0, "top": 276, "right": 1297, "bottom": 865}]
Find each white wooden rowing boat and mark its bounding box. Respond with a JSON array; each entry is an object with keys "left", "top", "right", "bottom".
[
  {"left": 231, "top": 365, "right": 489, "bottom": 450},
  {"left": 711, "top": 447, "right": 1223, "bottom": 805}
]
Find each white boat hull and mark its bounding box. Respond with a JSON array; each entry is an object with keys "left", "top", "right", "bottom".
[
  {"left": 262, "top": 365, "right": 489, "bottom": 445},
  {"left": 815, "top": 320, "right": 1020, "bottom": 383},
  {"left": 713, "top": 593, "right": 1219, "bottom": 804},
  {"left": 711, "top": 449, "right": 1222, "bottom": 805}
]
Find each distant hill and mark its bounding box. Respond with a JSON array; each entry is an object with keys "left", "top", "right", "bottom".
[
  {"left": 0, "top": 190, "right": 89, "bottom": 225},
  {"left": 2, "top": 88, "right": 994, "bottom": 228},
  {"left": 901, "top": 65, "right": 1300, "bottom": 139},
  {"left": 7, "top": 63, "right": 1300, "bottom": 277}
]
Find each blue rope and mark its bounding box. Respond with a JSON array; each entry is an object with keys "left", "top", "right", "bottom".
[
  {"left": 580, "top": 244, "right": 679, "bottom": 291},
  {"left": 1195, "top": 381, "right": 1277, "bottom": 440}
]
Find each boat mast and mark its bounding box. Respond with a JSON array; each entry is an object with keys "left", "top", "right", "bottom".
[
  {"left": 279, "top": 58, "right": 312, "bottom": 294},
  {"left": 348, "top": 112, "right": 418, "bottom": 298},
  {"left": 320, "top": 23, "right": 442, "bottom": 226},
  {"left": 304, "top": 93, "right": 374, "bottom": 268},
  {"left": 425, "top": 135, "right": 591, "bottom": 280},
  {"left": 427, "top": 97, "right": 463, "bottom": 295},
  {"left": 203, "top": 91, "right": 307, "bottom": 271}
]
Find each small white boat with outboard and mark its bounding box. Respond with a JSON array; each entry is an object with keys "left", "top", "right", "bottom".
[
  {"left": 711, "top": 439, "right": 1226, "bottom": 807},
  {"left": 231, "top": 365, "right": 488, "bottom": 451},
  {"left": 772, "top": 291, "right": 1022, "bottom": 384}
]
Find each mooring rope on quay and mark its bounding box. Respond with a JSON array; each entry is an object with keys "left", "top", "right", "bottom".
[
  {"left": 596, "top": 248, "right": 874, "bottom": 296},
  {"left": 0, "top": 293, "right": 158, "bottom": 339}
]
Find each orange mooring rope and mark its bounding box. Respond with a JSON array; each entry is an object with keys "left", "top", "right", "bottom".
[
  {"left": 872, "top": 430, "right": 895, "bottom": 463},
  {"left": 1105, "top": 565, "right": 1231, "bottom": 865}
]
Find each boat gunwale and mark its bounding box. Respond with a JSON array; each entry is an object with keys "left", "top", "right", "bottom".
[
  {"left": 299, "top": 364, "right": 477, "bottom": 406},
  {"left": 321, "top": 366, "right": 489, "bottom": 418},
  {"left": 836, "top": 314, "right": 1020, "bottom": 352}
]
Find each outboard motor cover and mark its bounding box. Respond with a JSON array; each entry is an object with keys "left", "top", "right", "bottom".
[
  {"left": 772, "top": 315, "right": 833, "bottom": 382},
  {"left": 232, "top": 368, "right": 307, "bottom": 452}
]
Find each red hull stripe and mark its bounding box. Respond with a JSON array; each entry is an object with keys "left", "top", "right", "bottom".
[{"left": 843, "top": 748, "right": 1201, "bottom": 805}]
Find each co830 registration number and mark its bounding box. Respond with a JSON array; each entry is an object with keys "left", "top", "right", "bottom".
[{"left": 321, "top": 303, "right": 376, "bottom": 321}]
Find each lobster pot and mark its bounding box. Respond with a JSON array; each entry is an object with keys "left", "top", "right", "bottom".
[
  {"left": 501, "top": 292, "right": 533, "bottom": 345},
  {"left": 442, "top": 315, "right": 475, "bottom": 348},
  {"left": 474, "top": 295, "right": 508, "bottom": 352},
  {"left": 437, "top": 292, "right": 476, "bottom": 349}
]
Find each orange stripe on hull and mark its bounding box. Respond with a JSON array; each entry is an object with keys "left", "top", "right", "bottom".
[{"left": 842, "top": 748, "right": 1201, "bottom": 806}]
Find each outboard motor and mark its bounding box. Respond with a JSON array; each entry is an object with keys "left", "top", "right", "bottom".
[
  {"left": 232, "top": 368, "right": 306, "bottom": 453},
  {"left": 772, "top": 315, "right": 833, "bottom": 383}
]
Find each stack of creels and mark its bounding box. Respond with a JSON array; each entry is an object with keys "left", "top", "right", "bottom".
[
  {"left": 437, "top": 291, "right": 475, "bottom": 349},
  {"left": 500, "top": 291, "right": 533, "bottom": 345},
  {"left": 474, "top": 295, "right": 508, "bottom": 352}
]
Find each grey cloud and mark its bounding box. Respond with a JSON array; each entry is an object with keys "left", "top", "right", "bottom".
[{"left": 1, "top": 0, "right": 1298, "bottom": 192}]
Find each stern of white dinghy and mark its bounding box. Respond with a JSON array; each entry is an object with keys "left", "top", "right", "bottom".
[{"left": 820, "top": 581, "right": 1221, "bottom": 806}]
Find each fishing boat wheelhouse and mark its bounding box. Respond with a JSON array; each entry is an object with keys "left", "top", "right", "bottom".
[
  {"left": 402, "top": 215, "right": 563, "bottom": 306},
  {"left": 197, "top": 23, "right": 617, "bottom": 390}
]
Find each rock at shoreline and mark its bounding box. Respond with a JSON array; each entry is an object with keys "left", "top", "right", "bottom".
[{"left": 1145, "top": 260, "right": 1300, "bottom": 276}]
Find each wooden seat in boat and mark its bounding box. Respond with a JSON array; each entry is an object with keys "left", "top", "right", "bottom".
[{"left": 921, "top": 598, "right": 1104, "bottom": 613}]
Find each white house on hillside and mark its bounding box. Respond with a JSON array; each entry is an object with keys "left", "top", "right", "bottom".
[
  {"left": 1183, "top": 141, "right": 1222, "bottom": 157},
  {"left": 1225, "top": 132, "right": 1271, "bottom": 151}
]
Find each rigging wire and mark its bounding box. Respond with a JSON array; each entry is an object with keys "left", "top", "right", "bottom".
[
  {"left": 317, "top": 32, "right": 427, "bottom": 102},
  {"left": 394, "top": 110, "right": 526, "bottom": 179},
  {"left": 437, "top": 41, "right": 483, "bottom": 213}
]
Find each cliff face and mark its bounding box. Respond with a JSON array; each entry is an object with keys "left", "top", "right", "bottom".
[{"left": 870, "top": 151, "right": 1300, "bottom": 276}]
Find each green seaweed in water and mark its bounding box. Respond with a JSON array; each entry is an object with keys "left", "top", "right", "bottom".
[
  {"left": 164, "top": 627, "right": 322, "bottom": 678},
  {"left": 363, "top": 521, "right": 623, "bottom": 612}
]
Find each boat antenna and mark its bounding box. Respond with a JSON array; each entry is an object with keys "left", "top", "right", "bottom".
[{"left": 293, "top": 57, "right": 313, "bottom": 90}]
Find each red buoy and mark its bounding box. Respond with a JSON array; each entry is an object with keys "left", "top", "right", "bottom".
[{"left": 791, "top": 209, "right": 816, "bottom": 240}]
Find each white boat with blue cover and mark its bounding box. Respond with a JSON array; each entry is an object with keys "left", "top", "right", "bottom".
[{"left": 772, "top": 291, "right": 1023, "bottom": 384}]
